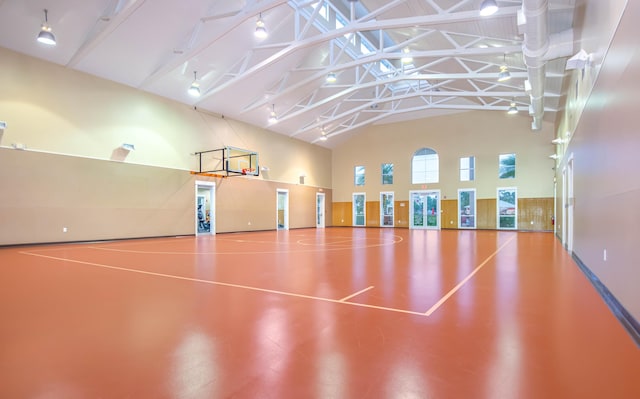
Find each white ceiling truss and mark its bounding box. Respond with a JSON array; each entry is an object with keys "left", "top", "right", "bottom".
[{"left": 0, "top": 0, "right": 577, "bottom": 147}]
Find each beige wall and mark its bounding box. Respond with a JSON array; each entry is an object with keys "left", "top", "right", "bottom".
[
  {"left": 554, "top": 1, "right": 639, "bottom": 321},
  {"left": 0, "top": 48, "right": 332, "bottom": 245},
  {"left": 332, "top": 110, "right": 556, "bottom": 203},
  {"left": 0, "top": 47, "right": 331, "bottom": 189}
]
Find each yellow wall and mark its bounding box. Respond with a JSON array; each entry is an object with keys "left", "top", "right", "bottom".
[
  {"left": 0, "top": 47, "right": 331, "bottom": 189},
  {"left": 332, "top": 111, "right": 555, "bottom": 204}
]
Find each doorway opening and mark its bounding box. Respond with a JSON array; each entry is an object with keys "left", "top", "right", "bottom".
[
  {"left": 277, "top": 189, "right": 289, "bottom": 230},
  {"left": 195, "top": 181, "right": 215, "bottom": 235},
  {"left": 409, "top": 190, "right": 440, "bottom": 229},
  {"left": 316, "top": 192, "right": 325, "bottom": 228}
]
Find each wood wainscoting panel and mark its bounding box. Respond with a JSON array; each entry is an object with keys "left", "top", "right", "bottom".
[
  {"left": 332, "top": 202, "right": 352, "bottom": 226},
  {"left": 441, "top": 199, "right": 458, "bottom": 229},
  {"left": 366, "top": 201, "right": 380, "bottom": 227},
  {"left": 477, "top": 198, "right": 497, "bottom": 229},
  {"left": 518, "top": 197, "right": 554, "bottom": 231},
  {"left": 395, "top": 201, "right": 409, "bottom": 228}
]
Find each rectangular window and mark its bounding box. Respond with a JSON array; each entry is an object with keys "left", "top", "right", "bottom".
[
  {"left": 460, "top": 156, "right": 475, "bottom": 181},
  {"left": 499, "top": 154, "right": 516, "bottom": 179},
  {"left": 382, "top": 163, "right": 394, "bottom": 184},
  {"left": 354, "top": 166, "right": 365, "bottom": 186}
]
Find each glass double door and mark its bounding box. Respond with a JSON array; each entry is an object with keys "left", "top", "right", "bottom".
[{"left": 409, "top": 190, "right": 440, "bottom": 229}]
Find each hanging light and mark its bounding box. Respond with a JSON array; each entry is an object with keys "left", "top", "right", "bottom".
[
  {"left": 319, "top": 127, "right": 328, "bottom": 141},
  {"left": 507, "top": 99, "right": 518, "bottom": 114},
  {"left": 36, "top": 9, "right": 56, "bottom": 46},
  {"left": 480, "top": 0, "right": 499, "bottom": 16},
  {"left": 498, "top": 65, "right": 511, "bottom": 82},
  {"left": 188, "top": 71, "right": 200, "bottom": 97},
  {"left": 326, "top": 72, "right": 337, "bottom": 83},
  {"left": 255, "top": 13, "right": 267, "bottom": 39},
  {"left": 268, "top": 104, "right": 277, "bottom": 123},
  {"left": 497, "top": 54, "right": 511, "bottom": 82},
  {"left": 401, "top": 47, "right": 413, "bottom": 64}
]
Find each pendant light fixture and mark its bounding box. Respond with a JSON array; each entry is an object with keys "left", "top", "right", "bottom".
[
  {"left": 36, "top": 9, "right": 56, "bottom": 46},
  {"left": 479, "top": 0, "right": 499, "bottom": 16},
  {"left": 326, "top": 72, "right": 337, "bottom": 83},
  {"left": 268, "top": 104, "right": 277, "bottom": 123},
  {"left": 401, "top": 47, "right": 413, "bottom": 64},
  {"left": 188, "top": 71, "right": 201, "bottom": 97},
  {"left": 255, "top": 13, "right": 267, "bottom": 39},
  {"left": 497, "top": 54, "right": 511, "bottom": 82},
  {"left": 507, "top": 98, "right": 518, "bottom": 114}
]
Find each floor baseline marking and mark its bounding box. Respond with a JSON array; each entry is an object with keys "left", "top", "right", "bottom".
[
  {"left": 424, "top": 234, "right": 517, "bottom": 316},
  {"left": 339, "top": 286, "right": 374, "bottom": 302},
  {"left": 20, "top": 252, "right": 427, "bottom": 317}
]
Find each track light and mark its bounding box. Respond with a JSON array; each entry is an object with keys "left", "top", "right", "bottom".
[
  {"left": 36, "top": 9, "right": 56, "bottom": 46},
  {"left": 268, "top": 104, "right": 277, "bottom": 123},
  {"left": 401, "top": 47, "right": 413, "bottom": 64},
  {"left": 255, "top": 13, "right": 267, "bottom": 39},
  {"left": 188, "top": 71, "right": 200, "bottom": 97},
  {"left": 552, "top": 138, "right": 566, "bottom": 145},
  {"left": 507, "top": 99, "right": 518, "bottom": 114},
  {"left": 326, "top": 72, "right": 337, "bottom": 83},
  {"left": 480, "top": 0, "right": 499, "bottom": 16}
]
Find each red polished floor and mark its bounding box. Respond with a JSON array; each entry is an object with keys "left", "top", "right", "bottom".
[{"left": 0, "top": 228, "right": 638, "bottom": 398}]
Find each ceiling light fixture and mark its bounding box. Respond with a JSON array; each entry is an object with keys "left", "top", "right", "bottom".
[
  {"left": 479, "top": 0, "right": 499, "bottom": 16},
  {"left": 255, "top": 13, "right": 267, "bottom": 39},
  {"left": 507, "top": 99, "right": 518, "bottom": 114},
  {"left": 498, "top": 54, "right": 511, "bottom": 82},
  {"left": 188, "top": 71, "right": 201, "bottom": 97},
  {"left": 320, "top": 127, "right": 328, "bottom": 141},
  {"left": 268, "top": 104, "right": 277, "bottom": 123},
  {"left": 552, "top": 138, "right": 566, "bottom": 145},
  {"left": 326, "top": 72, "right": 337, "bottom": 83},
  {"left": 401, "top": 47, "right": 413, "bottom": 64},
  {"left": 36, "top": 9, "right": 56, "bottom": 46}
]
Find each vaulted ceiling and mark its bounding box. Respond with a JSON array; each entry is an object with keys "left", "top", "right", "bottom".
[{"left": 0, "top": 0, "right": 577, "bottom": 147}]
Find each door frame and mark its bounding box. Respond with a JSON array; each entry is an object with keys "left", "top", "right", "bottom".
[
  {"left": 352, "top": 192, "right": 366, "bottom": 227},
  {"left": 457, "top": 188, "right": 477, "bottom": 229},
  {"left": 409, "top": 189, "right": 441, "bottom": 230},
  {"left": 563, "top": 154, "right": 574, "bottom": 252},
  {"left": 497, "top": 186, "right": 518, "bottom": 230},
  {"left": 380, "top": 191, "right": 394, "bottom": 227},
  {"left": 195, "top": 180, "right": 215, "bottom": 236},
  {"left": 316, "top": 192, "right": 325, "bottom": 228},
  {"left": 277, "top": 189, "right": 289, "bottom": 230}
]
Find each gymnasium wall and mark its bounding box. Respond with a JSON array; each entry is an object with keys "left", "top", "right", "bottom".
[
  {"left": 0, "top": 48, "right": 332, "bottom": 245},
  {"left": 553, "top": 1, "right": 640, "bottom": 324},
  {"left": 331, "top": 110, "right": 556, "bottom": 230}
]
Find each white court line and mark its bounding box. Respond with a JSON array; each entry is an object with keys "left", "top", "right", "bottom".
[
  {"left": 339, "top": 286, "right": 374, "bottom": 302},
  {"left": 424, "top": 234, "right": 516, "bottom": 316},
  {"left": 20, "top": 252, "right": 427, "bottom": 317}
]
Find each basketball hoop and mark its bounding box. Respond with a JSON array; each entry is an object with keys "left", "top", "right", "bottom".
[{"left": 242, "top": 168, "right": 255, "bottom": 175}]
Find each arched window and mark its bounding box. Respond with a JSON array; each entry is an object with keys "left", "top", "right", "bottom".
[{"left": 412, "top": 148, "right": 439, "bottom": 184}]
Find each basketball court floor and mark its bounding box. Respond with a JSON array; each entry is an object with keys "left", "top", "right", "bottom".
[{"left": 1, "top": 227, "right": 638, "bottom": 398}]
